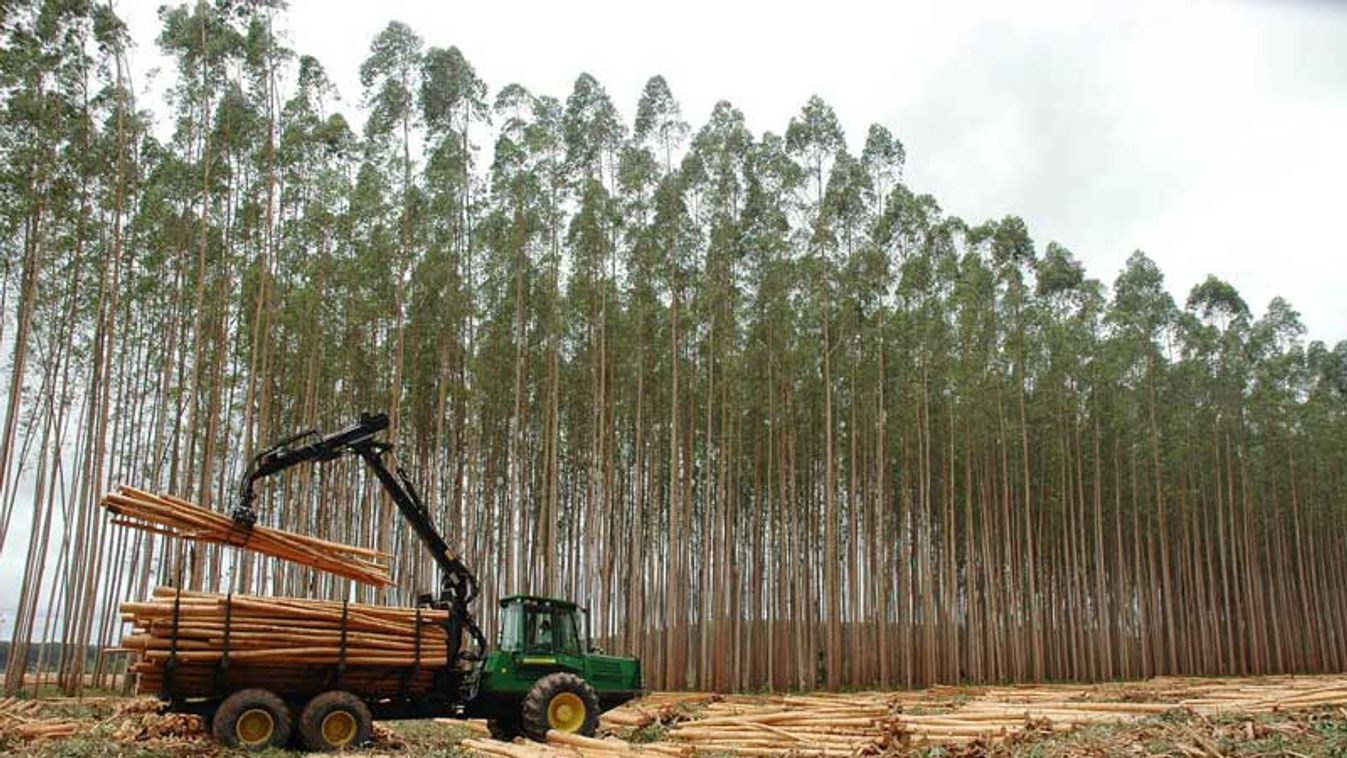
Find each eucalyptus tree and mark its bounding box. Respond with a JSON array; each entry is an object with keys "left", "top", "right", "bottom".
[
  {"left": 612, "top": 137, "right": 660, "bottom": 670},
  {"left": 1244, "top": 297, "right": 1310, "bottom": 671},
  {"left": 1183, "top": 273, "right": 1262, "bottom": 673},
  {"left": 785, "top": 95, "right": 846, "bottom": 689},
  {"left": 477, "top": 79, "right": 561, "bottom": 623},
  {"left": 896, "top": 205, "right": 960, "bottom": 687},
  {"left": 738, "top": 131, "right": 802, "bottom": 688},
  {"left": 649, "top": 159, "right": 699, "bottom": 688},
  {"left": 682, "top": 98, "right": 750, "bottom": 689},
  {"left": 416, "top": 44, "right": 486, "bottom": 591},
  {"left": 358, "top": 20, "right": 422, "bottom": 432},
  {"left": 861, "top": 124, "right": 904, "bottom": 213},
  {"left": 509, "top": 90, "right": 568, "bottom": 605},
  {"left": 235, "top": 3, "right": 291, "bottom": 493},
  {"left": 355, "top": 22, "right": 425, "bottom": 589},
  {"left": 633, "top": 80, "right": 689, "bottom": 569},
  {"left": 558, "top": 72, "right": 626, "bottom": 653},
  {"left": 946, "top": 232, "right": 1001, "bottom": 682},
  {"left": 259, "top": 54, "right": 357, "bottom": 595},
  {"left": 819, "top": 147, "right": 875, "bottom": 686},
  {"left": 1035, "top": 243, "right": 1107, "bottom": 678},
  {"left": 635, "top": 75, "right": 689, "bottom": 175},
  {"left": 0, "top": 0, "right": 79, "bottom": 548},
  {"left": 153, "top": 0, "right": 244, "bottom": 530},
  {"left": 1107, "top": 251, "right": 1179, "bottom": 676},
  {"left": 984, "top": 215, "right": 1044, "bottom": 679},
  {"left": 83, "top": 4, "right": 143, "bottom": 685},
  {"left": 874, "top": 180, "right": 942, "bottom": 685},
  {"left": 1, "top": 0, "right": 121, "bottom": 692}
]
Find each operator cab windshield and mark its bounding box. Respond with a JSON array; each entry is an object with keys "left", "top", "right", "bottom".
[{"left": 498, "top": 601, "right": 584, "bottom": 656}]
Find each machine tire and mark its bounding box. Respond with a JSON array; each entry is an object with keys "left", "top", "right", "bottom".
[
  {"left": 298, "top": 690, "right": 373, "bottom": 751},
  {"left": 212, "top": 688, "right": 293, "bottom": 750},
  {"left": 487, "top": 716, "right": 521, "bottom": 741},
  {"left": 520, "top": 672, "right": 600, "bottom": 741}
]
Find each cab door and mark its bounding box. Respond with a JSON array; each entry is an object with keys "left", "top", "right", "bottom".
[
  {"left": 514, "top": 606, "right": 583, "bottom": 674},
  {"left": 550, "top": 607, "right": 587, "bottom": 672}
]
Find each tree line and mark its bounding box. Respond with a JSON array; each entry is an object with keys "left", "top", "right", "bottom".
[{"left": 2, "top": 0, "right": 1346, "bottom": 695}]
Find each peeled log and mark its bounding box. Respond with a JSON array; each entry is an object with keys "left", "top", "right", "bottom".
[
  {"left": 121, "top": 589, "right": 450, "bottom": 700},
  {"left": 101, "top": 485, "right": 392, "bottom": 586}
]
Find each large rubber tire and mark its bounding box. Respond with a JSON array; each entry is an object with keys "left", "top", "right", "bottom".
[
  {"left": 212, "top": 688, "right": 293, "bottom": 751},
  {"left": 298, "top": 690, "right": 373, "bottom": 751},
  {"left": 520, "top": 672, "right": 601, "bottom": 741},
  {"left": 487, "top": 716, "right": 521, "bottom": 741}
]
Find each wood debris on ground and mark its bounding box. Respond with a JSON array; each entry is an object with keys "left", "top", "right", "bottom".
[
  {"left": 108, "top": 707, "right": 209, "bottom": 747},
  {"left": 599, "top": 692, "right": 721, "bottom": 728},
  {"left": 0, "top": 696, "right": 212, "bottom": 751},
  {"left": 464, "top": 674, "right": 1347, "bottom": 758},
  {"left": 101, "top": 485, "right": 392, "bottom": 586},
  {"left": 0, "top": 696, "right": 81, "bottom": 742}
]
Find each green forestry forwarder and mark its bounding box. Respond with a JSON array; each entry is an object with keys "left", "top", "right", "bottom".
[{"left": 178, "top": 412, "right": 641, "bottom": 750}]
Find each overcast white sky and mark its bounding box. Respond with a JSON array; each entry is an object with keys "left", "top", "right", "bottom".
[{"left": 108, "top": 0, "right": 1343, "bottom": 344}]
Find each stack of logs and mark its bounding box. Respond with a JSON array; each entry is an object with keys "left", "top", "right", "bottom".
[
  {"left": 0, "top": 697, "right": 80, "bottom": 742},
  {"left": 462, "top": 676, "right": 1347, "bottom": 758},
  {"left": 465, "top": 731, "right": 687, "bottom": 758},
  {"left": 895, "top": 677, "right": 1347, "bottom": 745},
  {"left": 101, "top": 486, "right": 392, "bottom": 586},
  {"left": 658, "top": 692, "right": 905, "bottom": 756},
  {"left": 470, "top": 693, "right": 906, "bottom": 758},
  {"left": 122, "top": 588, "right": 450, "bottom": 700}
]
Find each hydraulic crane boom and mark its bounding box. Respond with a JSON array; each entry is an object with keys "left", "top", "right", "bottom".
[{"left": 234, "top": 411, "right": 487, "bottom": 699}]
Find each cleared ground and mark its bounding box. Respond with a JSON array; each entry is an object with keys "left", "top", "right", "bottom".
[{"left": 4, "top": 675, "right": 1347, "bottom": 757}]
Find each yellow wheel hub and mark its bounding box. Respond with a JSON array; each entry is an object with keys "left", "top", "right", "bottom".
[
  {"left": 547, "top": 692, "right": 586, "bottom": 732},
  {"left": 235, "top": 708, "right": 275, "bottom": 746},
  {"left": 321, "top": 710, "right": 359, "bottom": 747}
]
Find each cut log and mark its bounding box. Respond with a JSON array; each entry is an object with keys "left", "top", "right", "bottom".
[
  {"left": 120, "top": 589, "right": 450, "bottom": 700},
  {"left": 101, "top": 486, "right": 392, "bottom": 586}
]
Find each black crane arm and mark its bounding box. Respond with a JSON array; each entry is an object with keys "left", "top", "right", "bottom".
[{"left": 234, "top": 412, "right": 487, "bottom": 691}]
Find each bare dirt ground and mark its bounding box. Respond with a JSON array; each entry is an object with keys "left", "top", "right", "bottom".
[{"left": 4, "top": 675, "right": 1347, "bottom": 757}]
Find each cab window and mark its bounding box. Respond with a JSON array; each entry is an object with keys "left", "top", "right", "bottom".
[
  {"left": 499, "top": 602, "right": 524, "bottom": 652},
  {"left": 554, "top": 610, "right": 582, "bottom": 656},
  {"left": 525, "top": 608, "right": 555, "bottom": 653}
]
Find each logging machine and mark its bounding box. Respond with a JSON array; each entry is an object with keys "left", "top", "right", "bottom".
[{"left": 191, "top": 412, "right": 641, "bottom": 750}]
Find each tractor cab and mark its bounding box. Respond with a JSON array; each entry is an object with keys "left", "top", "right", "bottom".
[{"left": 498, "top": 595, "right": 588, "bottom": 657}]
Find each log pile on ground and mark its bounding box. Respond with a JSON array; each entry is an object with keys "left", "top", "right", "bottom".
[
  {"left": 465, "top": 675, "right": 1347, "bottom": 758},
  {"left": 936, "top": 703, "right": 1347, "bottom": 758},
  {"left": 893, "top": 675, "right": 1347, "bottom": 748},
  {"left": 101, "top": 485, "right": 391, "bottom": 586},
  {"left": 901, "top": 676, "right": 1347, "bottom": 746},
  {"left": 662, "top": 692, "right": 906, "bottom": 756},
  {"left": 121, "top": 587, "right": 449, "bottom": 699},
  {"left": 1166, "top": 677, "right": 1347, "bottom": 714},
  {"left": 0, "top": 697, "right": 80, "bottom": 742},
  {"left": 600, "top": 692, "right": 720, "bottom": 729},
  {"left": 464, "top": 729, "right": 690, "bottom": 758},
  {"left": 108, "top": 700, "right": 210, "bottom": 748}
]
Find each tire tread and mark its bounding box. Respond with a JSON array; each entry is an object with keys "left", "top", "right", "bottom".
[
  {"left": 298, "top": 690, "right": 373, "bottom": 751},
  {"left": 520, "top": 672, "right": 600, "bottom": 741},
  {"left": 211, "top": 688, "right": 293, "bottom": 750}
]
